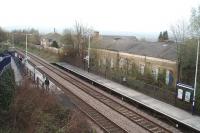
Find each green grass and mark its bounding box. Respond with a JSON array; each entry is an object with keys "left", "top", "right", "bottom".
[{"left": 16, "top": 44, "right": 61, "bottom": 63}]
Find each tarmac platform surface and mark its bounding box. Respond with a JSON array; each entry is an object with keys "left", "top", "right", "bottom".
[{"left": 56, "top": 62, "right": 200, "bottom": 132}]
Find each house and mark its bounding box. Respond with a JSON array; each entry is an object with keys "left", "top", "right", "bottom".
[
  {"left": 91, "top": 35, "right": 177, "bottom": 86},
  {"left": 40, "top": 30, "right": 62, "bottom": 48}
]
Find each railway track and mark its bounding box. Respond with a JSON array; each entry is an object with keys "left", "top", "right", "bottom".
[
  {"left": 18, "top": 50, "right": 173, "bottom": 133},
  {"left": 54, "top": 79, "right": 126, "bottom": 133},
  {"left": 17, "top": 50, "right": 127, "bottom": 133}
]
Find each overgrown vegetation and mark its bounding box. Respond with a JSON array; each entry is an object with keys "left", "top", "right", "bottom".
[
  {"left": 16, "top": 43, "right": 60, "bottom": 62},
  {"left": 0, "top": 68, "right": 16, "bottom": 111},
  {"left": 0, "top": 79, "right": 92, "bottom": 133},
  {"left": 51, "top": 41, "right": 59, "bottom": 48},
  {"left": 0, "top": 27, "right": 8, "bottom": 43}
]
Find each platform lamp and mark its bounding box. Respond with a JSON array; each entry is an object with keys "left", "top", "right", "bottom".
[
  {"left": 25, "top": 33, "right": 32, "bottom": 64},
  {"left": 84, "top": 30, "right": 93, "bottom": 72},
  {"left": 88, "top": 34, "right": 91, "bottom": 72},
  {"left": 192, "top": 37, "right": 199, "bottom": 114}
]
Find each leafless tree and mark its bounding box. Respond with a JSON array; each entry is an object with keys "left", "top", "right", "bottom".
[
  {"left": 170, "top": 20, "right": 188, "bottom": 43},
  {"left": 170, "top": 20, "right": 188, "bottom": 81},
  {"left": 61, "top": 29, "right": 74, "bottom": 46},
  {"left": 73, "top": 21, "right": 93, "bottom": 58},
  {"left": 73, "top": 21, "right": 85, "bottom": 57}
]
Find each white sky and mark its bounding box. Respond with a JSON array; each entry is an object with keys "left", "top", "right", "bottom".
[{"left": 0, "top": 0, "right": 200, "bottom": 34}]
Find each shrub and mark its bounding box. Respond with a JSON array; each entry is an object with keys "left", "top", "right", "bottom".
[
  {"left": 0, "top": 80, "right": 92, "bottom": 132},
  {"left": 0, "top": 68, "right": 15, "bottom": 111}
]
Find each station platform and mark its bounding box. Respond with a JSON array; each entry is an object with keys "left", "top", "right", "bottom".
[{"left": 56, "top": 62, "right": 200, "bottom": 132}]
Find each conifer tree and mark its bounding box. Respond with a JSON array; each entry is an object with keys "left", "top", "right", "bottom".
[{"left": 158, "top": 32, "right": 163, "bottom": 42}]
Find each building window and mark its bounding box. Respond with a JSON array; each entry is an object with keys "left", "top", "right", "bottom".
[
  {"left": 119, "top": 58, "right": 125, "bottom": 68},
  {"left": 152, "top": 67, "right": 159, "bottom": 81},
  {"left": 110, "top": 58, "right": 114, "bottom": 68},
  {"left": 98, "top": 59, "right": 101, "bottom": 66},
  {"left": 166, "top": 70, "right": 170, "bottom": 85},
  {"left": 139, "top": 64, "right": 145, "bottom": 75},
  {"left": 166, "top": 70, "right": 174, "bottom": 86},
  {"left": 103, "top": 58, "right": 106, "bottom": 65}
]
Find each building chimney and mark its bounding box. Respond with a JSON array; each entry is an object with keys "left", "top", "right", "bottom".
[
  {"left": 54, "top": 28, "right": 56, "bottom": 33},
  {"left": 93, "top": 31, "right": 100, "bottom": 40}
]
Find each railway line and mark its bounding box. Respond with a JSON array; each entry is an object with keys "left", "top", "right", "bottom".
[
  {"left": 17, "top": 49, "right": 176, "bottom": 133},
  {"left": 17, "top": 50, "right": 127, "bottom": 133}
]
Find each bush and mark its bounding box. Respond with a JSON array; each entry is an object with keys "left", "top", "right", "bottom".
[
  {"left": 51, "top": 41, "right": 59, "bottom": 48},
  {"left": 0, "top": 79, "right": 92, "bottom": 132},
  {"left": 0, "top": 68, "right": 15, "bottom": 111}
]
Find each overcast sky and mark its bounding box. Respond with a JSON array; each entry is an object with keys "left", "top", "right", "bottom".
[{"left": 0, "top": 0, "right": 200, "bottom": 35}]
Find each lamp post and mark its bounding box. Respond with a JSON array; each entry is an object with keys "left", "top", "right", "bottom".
[
  {"left": 25, "top": 34, "right": 32, "bottom": 64},
  {"left": 12, "top": 33, "right": 14, "bottom": 48},
  {"left": 83, "top": 31, "right": 92, "bottom": 72},
  {"left": 12, "top": 33, "right": 18, "bottom": 48},
  {"left": 88, "top": 34, "right": 91, "bottom": 72},
  {"left": 192, "top": 37, "right": 199, "bottom": 114}
]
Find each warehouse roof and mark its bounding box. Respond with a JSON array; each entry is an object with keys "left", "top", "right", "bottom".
[{"left": 94, "top": 35, "right": 177, "bottom": 61}]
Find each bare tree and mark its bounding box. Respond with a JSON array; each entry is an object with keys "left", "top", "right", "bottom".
[
  {"left": 11, "top": 28, "right": 40, "bottom": 45},
  {"left": 170, "top": 20, "right": 188, "bottom": 43},
  {"left": 190, "top": 6, "right": 200, "bottom": 35},
  {"left": 73, "top": 21, "right": 85, "bottom": 57},
  {"left": 61, "top": 29, "right": 74, "bottom": 46},
  {"left": 73, "top": 21, "right": 93, "bottom": 58},
  {"left": 170, "top": 20, "right": 188, "bottom": 82}
]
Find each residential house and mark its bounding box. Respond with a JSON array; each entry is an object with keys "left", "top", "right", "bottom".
[{"left": 40, "top": 30, "right": 62, "bottom": 48}]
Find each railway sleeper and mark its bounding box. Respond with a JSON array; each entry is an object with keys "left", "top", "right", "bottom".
[
  {"left": 91, "top": 114, "right": 104, "bottom": 119},
  {"left": 108, "top": 103, "right": 121, "bottom": 108},
  {"left": 101, "top": 98, "right": 112, "bottom": 103},
  {"left": 89, "top": 112, "right": 100, "bottom": 117},
  {"left": 122, "top": 110, "right": 133, "bottom": 115},
  {"left": 114, "top": 105, "right": 124, "bottom": 109},
  {"left": 84, "top": 107, "right": 95, "bottom": 112},
  {"left": 144, "top": 123, "right": 157, "bottom": 129},
  {"left": 108, "top": 127, "right": 124, "bottom": 133},
  {"left": 93, "top": 94, "right": 101, "bottom": 98},
  {"left": 138, "top": 120, "right": 149, "bottom": 125},
  {"left": 101, "top": 100, "right": 113, "bottom": 105},
  {"left": 96, "top": 118, "right": 108, "bottom": 124},
  {"left": 92, "top": 114, "right": 103, "bottom": 119},
  {"left": 149, "top": 127, "right": 161, "bottom": 132},
  {"left": 135, "top": 118, "right": 144, "bottom": 123},
  {"left": 130, "top": 115, "right": 140, "bottom": 120},
  {"left": 154, "top": 130, "right": 166, "bottom": 133},
  {"left": 104, "top": 123, "right": 117, "bottom": 129},
  {"left": 97, "top": 97, "right": 109, "bottom": 101},
  {"left": 125, "top": 113, "right": 138, "bottom": 118},
  {"left": 117, "top": 108, "right": 128, "bottom": 112}
]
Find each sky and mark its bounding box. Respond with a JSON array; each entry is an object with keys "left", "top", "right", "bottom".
[{"left": 0, "top": 0, "right": 200, "bottom": 36}]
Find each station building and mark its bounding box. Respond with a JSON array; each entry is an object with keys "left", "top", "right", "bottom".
[{"left": 90, "top": 33, "right": 177, "bottom": 87}]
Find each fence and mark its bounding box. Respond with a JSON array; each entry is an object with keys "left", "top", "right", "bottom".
[
  {"left": 89, "top": 64, "right": 193, "bottom": 112},
  {"left": 0, "top": 54, "right": 11, "bottom": 76}
]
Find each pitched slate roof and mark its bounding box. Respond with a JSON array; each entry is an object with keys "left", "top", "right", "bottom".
[
  {"left": 95, "top": 35, "right": 177, "bottom": 61},
  {"left": 42, "top": 32, "right": 61, "bottom": 42}
]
